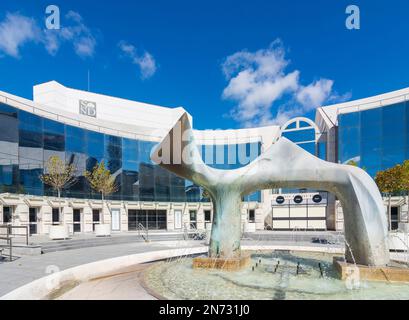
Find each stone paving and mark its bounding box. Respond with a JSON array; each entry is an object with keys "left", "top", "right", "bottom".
[{"left": 0, "top": 240, "right": 204, "bottom": 297}]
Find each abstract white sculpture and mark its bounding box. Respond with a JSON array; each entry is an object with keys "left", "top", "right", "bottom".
[{"left": 151, "top": 113, "right": 390, "bottom": 267}]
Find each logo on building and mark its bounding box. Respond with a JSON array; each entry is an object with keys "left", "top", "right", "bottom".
[{"left": 79, "top": 100, "right": 97, "bottom": 118}]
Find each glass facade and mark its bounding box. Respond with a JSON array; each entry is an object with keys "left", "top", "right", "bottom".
[
  {"left": 281, "top": 121, "right": 319, "bottom": 194},
  {"left": 0, "top": 103, "right": 262, "bottom": 202},
  {"left": 338, "top": 101, "right": 409, "bottom": 178}
]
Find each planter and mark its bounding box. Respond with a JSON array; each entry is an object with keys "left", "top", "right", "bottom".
[
  {"left": 49, "top": 225, "right": 69, "bottom": 240},
  {"left": 95, "top": 224, "right": 111, "bottom": 237}
]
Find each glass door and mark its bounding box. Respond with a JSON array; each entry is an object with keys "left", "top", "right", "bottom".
[
  {"left": 52, "top": 208, "right": 60, "bottom": 225},
  {"left": 189, "top": 210, "right": 197, "bottom": 229},
  {"left": 73, "top": 209, "right": 81, "bottom": 233},
  {"left": 3, "top": 206, "right": 12, "bottom": 224},
  {"left": 92, "top": 209, "right": 100, "bottom": 231},
  {"left": 29, "top": 207, "right": 38, "bottom": 235}
]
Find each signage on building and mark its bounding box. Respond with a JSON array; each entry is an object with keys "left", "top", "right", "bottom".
[
  {"left": 312, "top": 194, "right": 323, "bottom": 203},
  {"left": 79, "top": 100, "right": 97, "bottom": 118},
  {"left": 293, "top": 195, "right": 303, "bottom": 204}
]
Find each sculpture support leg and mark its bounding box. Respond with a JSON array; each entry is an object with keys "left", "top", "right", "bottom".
[{"left": 209, "top": 190, "right": 242, "bottom": 259}]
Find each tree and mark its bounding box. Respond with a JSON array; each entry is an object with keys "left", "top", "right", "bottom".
[
  {"left": 202, "top": 189, "right": 211, "bottom": 200},
  {"left": 401, "top": 160, "right": 409, "bottom": 222},
  {"left": 40, "top": 156, "right": 77, "bottom": 224},
  {"left": 84, "top": 161, "right": 118, "bottom": 224},
  {"left": 375, "top": 165, "right": 404, "bottom": 230},
  {"left": 346, "top": 160, "right": 359, "bottom": 167},
  {"left": 346, "top": 159, "right": 367, "bottom": 172}
]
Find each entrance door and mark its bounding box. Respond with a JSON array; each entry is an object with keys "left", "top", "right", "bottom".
[
  {"left": 29, "top": 208, "right": 38, "bottom": 235},
  {"left": 92, "top": 209, "right": 100, "bottom": 231},
  {"left": 391, "top": 207, "right": 399, "bottom": 230},
  {"left": 3, "top": 207, "right": 12, "bottom": 224},
  {"left": 189, "top": 210, "right": 197, "bottom": 229},
  {"left": 73, "top": 209, "right": 81, "bottom": 233},
  {"left": 111, "top": 209, "right": 120, "bottom": 231},
  {"left": 174, "top": 210, "right": 182, "bottom": 229}
]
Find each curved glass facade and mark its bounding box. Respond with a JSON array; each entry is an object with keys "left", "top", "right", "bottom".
[
  {"left": 0, "top": 103, "right": 261, "bottom": 202},
  {"left": 338, "top": 101, "right": 409, "bottom": 177}
]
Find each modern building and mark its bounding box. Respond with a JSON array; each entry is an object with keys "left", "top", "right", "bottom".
[{"left": 0, "top": 81, "right": 407, "bottom": 235}]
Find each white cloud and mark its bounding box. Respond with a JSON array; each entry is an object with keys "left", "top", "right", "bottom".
[
  {"left": 119, "top": 41, "right": 157, "bottom": 79},
  {"left": 296, "top": 79, "right": 334, "bottom": 109},
  {"left": 0, "top": 11, "right": 96, "bottom": 59},
  {"left": 0, "top": 12, "right": 41, "bottom": 58},
  {"left": 222, "top": 40, "right": 347, "bottom": 127},
  {"left": 43, "top": 10, "right": 96, "bottom": 58}
]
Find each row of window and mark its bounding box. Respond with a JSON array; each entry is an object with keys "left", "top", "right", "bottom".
[
  {"left": 0, "top": 103, "right": 261, "bottom": 202},
  {"left": 2, "top": 206, "right": 257, "bottom": 234}
]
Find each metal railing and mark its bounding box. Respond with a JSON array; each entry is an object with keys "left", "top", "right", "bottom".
[
  {"left": 137, "top": 223, "right": 149, "bottom": 241},
  {"left": 184, "top": 223, "right": 207, "bottom": 240},
  {"left": 0, "top": 225, "right": 29, "bottom": 261},
  {"left": 336, "top": 92, "right": 409, "bottom": 117}
]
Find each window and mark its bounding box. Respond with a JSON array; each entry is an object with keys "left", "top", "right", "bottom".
[
  {"left": 3, "top": 206, "right": 12, "bottom": 223},
  {"left": 92, "top": 209, "right": 100, "bottom": 231},
  {"left": 52, "top": 208, "right": 60, "bottom": 225},
  {"left": 29, "top": 207, "right": 37, "bottom": 235},
  {"left": 73, "top": 209, "right": 81, "bottom": 233},
  {"left": 128, "top": 209, "right": 166, "bottom": 230},
  {"left": 391, "top": 207, "right": 399, "bottom": 231},
  {"left": 248, "top": 209, "right": 255, "bottom": 223},
  {"left": 189, "top": 210, "right": 197, "bottom": 228},
  {"left": 204, "top": 210, "right": 211, "bottom": 222}
]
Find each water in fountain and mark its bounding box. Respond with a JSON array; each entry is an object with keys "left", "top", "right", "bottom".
[{"left": 144, "top": 250, "right": 409, "bottom": 300}]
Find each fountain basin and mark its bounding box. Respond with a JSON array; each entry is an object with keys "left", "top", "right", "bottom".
[
  {"left": 143, "top": 250, "right": 409, "bottom": 300},
  {"left": 193, "top": 255, "right": 251, "bottom": 271},
  {"left": 334, "top": 258, "right": 409, "bottom": 282}
]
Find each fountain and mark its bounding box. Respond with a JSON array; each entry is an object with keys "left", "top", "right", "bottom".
[{"left": 150, "top": 113, "right": 409, "bottom": 284}]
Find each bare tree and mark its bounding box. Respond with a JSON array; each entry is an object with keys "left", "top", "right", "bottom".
[
  {"left": 40, "top": 155, "right": 77, "bottom": 224},
  {"left": 84, "top": 161, "right": 118, "bottom": 224},
  {"left": 375, "top": 165, "right": 403, "bottom": 230}
]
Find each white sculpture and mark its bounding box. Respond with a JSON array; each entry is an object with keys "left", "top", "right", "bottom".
[{"left": 151, "top": 113, "right": 390, "bottom": 267}]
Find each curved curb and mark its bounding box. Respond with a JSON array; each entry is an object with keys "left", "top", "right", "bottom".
[
  {"left": 2, "top": 244, "right": 375, "bottom": 300},
  {"left": 0, "top": 246, "right": 207, "bottom": 300}
]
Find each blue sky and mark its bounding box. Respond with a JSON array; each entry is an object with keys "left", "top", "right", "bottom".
[{"left": 0, "top": 0, "right": 409, "bottom": 129}]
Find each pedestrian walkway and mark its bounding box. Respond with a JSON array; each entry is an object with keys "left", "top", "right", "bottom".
[{"left": 0, "top": 240, "right": 203, "bottom": 297}]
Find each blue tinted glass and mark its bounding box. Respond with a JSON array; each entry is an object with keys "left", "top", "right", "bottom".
[
  {"left": 284, "top": 122, "right": 297, "bottom": 129},
  {"left": 104, "top": 135, "right": 122, "bottom": 173},
  {"left": 361, "top": 108, "right": 382, "bottom": 127},
  {"left": 283, "top": 129, "right": 315, "bottom": 143},
  {"left": 0, "top": 104, "right": 18, "bottom": 143},
  {"left": 43, "top": 119, "right": 65, "bottom": 151},
  {"left": 382, "top": 148, "right": 405, "bottom": 170},
  {"left": 339, "top": 112, "right": 360, "bottom": 128},
  {"left": 318, "top": 142, "right": 326, "bottom": 160},
  {"left": 122, "top": 138, "right": 138, "bottom": 171},
  {"left": 139, "top": 163, "right": 154, "bottom": 201},
  {"left": 298, "top": 142, "right": 316, "bottom": 155},
  {"left": 154, "top": 166, "right": 170, "bottom": 202},
  {"left": 19, "top": 169, "right": 43, "bottom": 196},
  {"left": 19, "top": 112, "right": 43, "bottom": 148},
  {"left": 0, "top": 165, "right": 19, "bottom": 192},
  {"left": 66, "top": 125, "right": 85, "bottom": 153},
  {"left": 338, "top": 126, "right": 360, "bottom": 165},
  {"left": 138, "top": 140, "right": 155, "bottom": 164}
]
